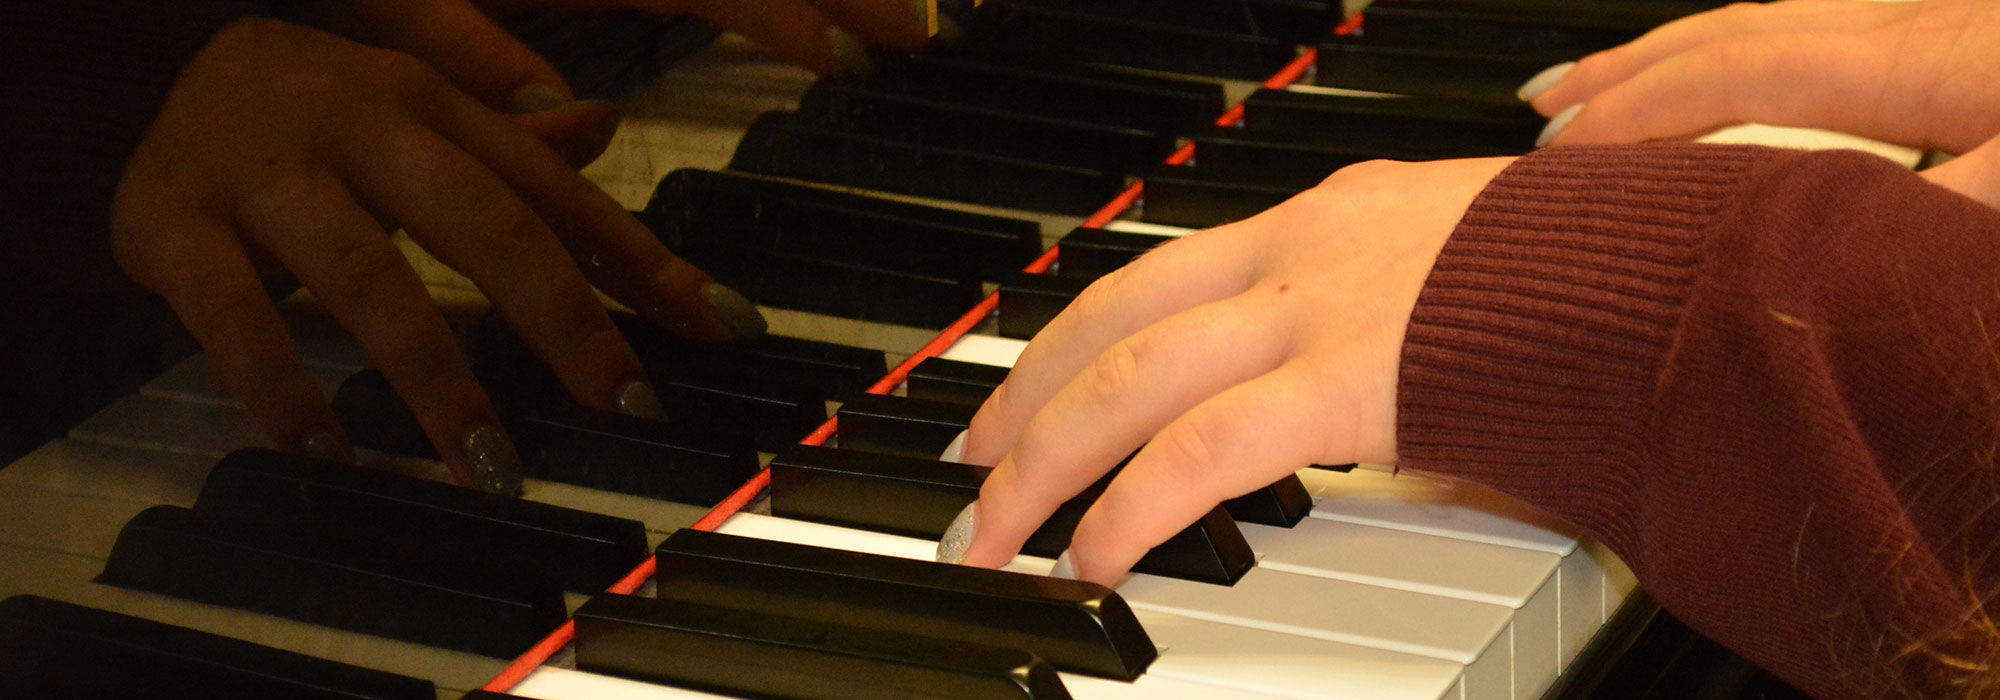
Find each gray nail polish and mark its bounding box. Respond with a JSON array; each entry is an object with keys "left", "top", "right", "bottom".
[
  {"left": 936, "top": 501, "right": 978, "bottom": 563},
  {"left": 702, "top": 282, "right": 769, "bottom": 339},
  {"left": 1536, "top": 103, "right": 1584, "bottom": 148},
  {"left": 462, "top": 424, "right": 525, "bottom": 496},
  {"left": 939, "top": 429, "right": 969, "bottom": 463},
  {"left": 297, "top": 428, "right": 354, "bottom": 464},
  {"left": 1515, "top": 61, "right": 1574, "bottom": 102},
  {"left": 1048, "top": 550, "right": 1078, "bottom": 580},
  {"left": 615, "top": 379, "right": 669, "bottom": 421},
  {"left": 824, "top": 26, "right": 873, "bottom": 77}
]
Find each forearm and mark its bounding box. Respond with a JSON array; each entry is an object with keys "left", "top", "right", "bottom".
[{"left": 1398, "top": 143, "right": 2000, "bottom": 699}]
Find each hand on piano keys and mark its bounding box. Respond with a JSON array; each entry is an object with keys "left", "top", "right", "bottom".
[
  {"left": 1522, "top": 0, "right": 2000, "bottom": 158},
  {"left": 943, "top": 156, "right": 1515, "bottom": 587},
  {"left": 109, "top": 16, "right": 767, "bottom": 495}
]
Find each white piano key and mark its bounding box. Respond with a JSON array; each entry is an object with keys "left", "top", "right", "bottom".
[
  {"left": 509, "top": 653, "right": 1291, "bottom": 700},
  {"left": 70, "top": 393, "right": 269, "bottom": 458},
  {"left": 0, "top": 438, "right": 212, "bottom": 506},
  {"left": 715, "top": 513, "right": 1484, "bottom": 700},
  {"left": 1132, "top": 608, "right": 1465, "bottom": 700},
  {"left": 939, "top": 334, "right": 1030, "bottom": 367},
  {"left": 1294, "top": 469, "right": 1616, "bottom": 668},
  {"left": 1101, "top": 220, "right": 1200, "bottom": 238},
  {"left": 140, "top": 352, "right": 352, "bottom": 407},
  {"left": 1241, "top": 519, "right": 1563, "bottom": 698}
]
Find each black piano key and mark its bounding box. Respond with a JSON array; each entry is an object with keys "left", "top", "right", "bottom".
[
  {"left": 98, "top": 506, "right": 567, "bottom": 657},
  {"left": 836, "top": 393, "right": 979, "bottom": 459},
  {"left": 333, "top": 368, "right": 766, "bottom": 500},
  {"left": 796, "top": 80, "right": 1176, "bottom": 175},
  {"left": 906, "top": 357, "right": 1011, "bottom": 405},
  {"left": 694, "top": 243, "right": 985, "bottom": 328},
  {"left": 1141, "top": 166, "right": 1302, "bottom": 229},
  {"left": 859, "top": 54, "right": 1224, "bottom": 137},
  {"left": 641, "top": 168, "right": 1043, "bottom": 284},
  {"left": 574, "top": 594, "right": 1072, "bottom": 700},
  {"left": 332, "top": 369, "right": 435, "bottom": 460},
  {"left": 0, "top": 596, "right": 437, "bottom": 700},
  {"left": 999, "top": 0, "right": 1338, "bottom": 42},
  {"left": 770, "top": 446, "right": 1257, "bottom": 585},
  {"left": 1240, "top": 88, "right": 1544, "bottom": 153},
  {"left": 1223, "top": 474, "right": 1313, "bottom": 528},
  {"left": 1358, "top": 1, "right": 1656, "bottom": 54},
  {"left": 1315, "top": 35, "right": 1584, "bottom": 104},
  {"left": 1192, "top": 125, "right": 1522, "bottom": 187},
  {"left": 966, "top": 3, "right": 1299, "bottom": 80},
  {"left": 998, "top": 272, "right": 1094, "bottom": 340},
  {"left": 653, "top": 530, "right": 1157, "bottom": 680},
  {"left": 192, "top": 448, "right": 650, "bottom": 593},
  {"left": 609, "top": 310, "right": 889, "bottom": 399},
  {"left": 1054, "top": 227, "right": 1172, "bottom": 279},
  {"left": 509, "top": 401, "right": 763, "bottom": 504},
  {"left": 730, "top": 111, "right": 1126, "bottom": 215},
  {"left": 1310, "top": 463, "right": 1358, "bottom": 472}
]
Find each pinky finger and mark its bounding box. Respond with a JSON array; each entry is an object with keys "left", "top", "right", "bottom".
[
  {"left": 142, "top": 224, "right": 355, "bottom": 463},
  {"left": 1060, "top": 361, "right": 1351, "bottom": 586}
]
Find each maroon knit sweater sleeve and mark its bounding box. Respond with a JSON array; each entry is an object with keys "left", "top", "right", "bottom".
[{"left": 1399, "top": 143, "right": 2000, "bottom": 698}]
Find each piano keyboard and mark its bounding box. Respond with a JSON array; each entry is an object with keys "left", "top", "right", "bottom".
[{"left": 2, "top": 0, "right": 1917, "bottom": 697}]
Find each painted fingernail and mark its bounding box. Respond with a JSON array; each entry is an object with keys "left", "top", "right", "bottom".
[
  {"left": 939, "top": 429, "right": 969, "bottom": 463},
  {"left": 509, "top": 83, "right": 569, "bottom": 114},
  {"left": 296, "top": 427, "right": 354, "bottom": 464},
  {"left": 907, "top": 0, "right": 939, "bottom": 36},
  {"left": 702, "top": 282, "right": 768, "bottom": 339},
  {"left": 1516, "top": 61, "right": 1574, "bottom": 102},
  {"left": 824, "top": 26, "right": 873, "bottom": 77},
  {"left": 615, "top": 379, "right": 668, "bottom": 421},
  {"left": 936, "top": 501, "right": 978, "bottom": 563},
  {"left": 1048, "top": 550, "right": 1078, "bottom": 580},
  {"left": 462, "top": 424, "right": 525, "bottom": 496},
  {"left": 1536, "top": 103, "right": 1583, "bottom": 148}
]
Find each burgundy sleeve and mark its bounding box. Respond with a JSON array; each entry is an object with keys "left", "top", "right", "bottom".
[{"left": 1397, "top": 142, "right": 2000, "bottom": 699}]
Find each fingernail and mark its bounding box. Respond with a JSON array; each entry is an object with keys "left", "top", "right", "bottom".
[
  {"left": 702, "top": 282, "right": 768, "bottom": 339},
  {"left": 615, "top": 379, "right": 668, "bottom": 421},
  {"left": 936, "top": 501, "right": 978, "bottom": 563},
  {"left": 1516, "top": 61, "right": 1574, "bottom": 102},
  {"left": 296, "top": 427, "right": 354, "bottom": 464},
  {"left": 462, "top": 424, "right": 525, "bottom": 496},
  {"left": 1048, "top": 550, "right": 1078, "bottom": 580},
  {"left": 509, "top": 83, "right": 570, "bottom": 114},
  {"left": 939, "top": 429, "right": 968, "bottom": 463},
  {"left": 1536, "top": 103, "right": 1583, "bottom": 148},
  {"left": 907, "top": 0, "right": 939, "bottom": 36},
  {"left": 824, "top": 26, "right": 873, "bottom": 77}
]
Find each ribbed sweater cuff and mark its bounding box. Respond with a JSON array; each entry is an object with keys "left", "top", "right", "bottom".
[{"left": 1396, "top": 143, "right": 1798, "bottom": 551}]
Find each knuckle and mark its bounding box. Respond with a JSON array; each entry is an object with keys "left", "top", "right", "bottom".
[
  {"left": 317, "top": 235, "right": 405, "bottom": 290},
  {"left": 1317, "top": 159, "right": 1396, "bottom": 189},
  {"left": 1153, "top": 419, "right": 1225, "bottom": 485},
  {"left": 1067, "top": 272, "right": 1125, "bottom": 319},
  {"left": 1086, "top": 342, "right": 1145, "bottom": 409}
]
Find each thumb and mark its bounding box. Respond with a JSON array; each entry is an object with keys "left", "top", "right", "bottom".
[
  {"left": 354, "top": 0, "right": 576, "bottom": 111},
  {"left": 1923, "top": 138, "right": 2000, "bottom": 211},
  {"left": 506, "top": 99, "right": 623, "bottom": 169}
]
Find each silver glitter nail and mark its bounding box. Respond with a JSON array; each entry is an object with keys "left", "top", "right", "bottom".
[
  {"left": 509, "top": 83, "right": 567, "bottom": 114},
  {"left": 939, "top": 429, "right": 969, "bottom": 463},
  {"left": 702, "top": 282, "right": 769, "bottom": 339},
  {"left": 1515, "top": 61, "right": 1574, "bottom": 103},
  {"left": 462, "top": 424, "right": 525, "bottom": 496},
  {"left": 1536, "top": 103, "right": 1583, "bottom": 149},
  {"left": 615, "top": 379, "right": 669, "bottom": 421},
  {"left": 935, "top": 501, "right": 979, "bottom": 563}
]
